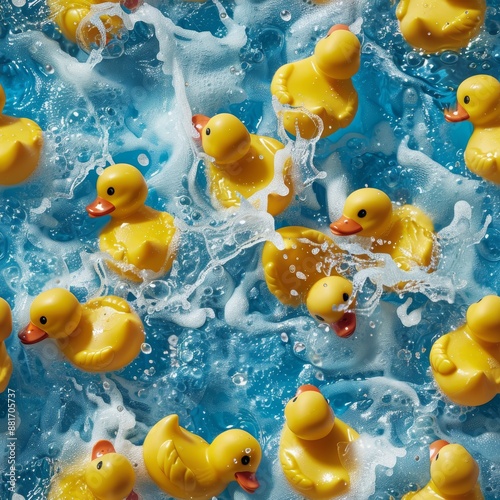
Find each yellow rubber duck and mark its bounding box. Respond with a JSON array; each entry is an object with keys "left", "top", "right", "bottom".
[
  {"left": 86, "top": 163, "right": 178, "bottom": 282},
  {"left": 48, "top": 440, "right": 137, "bottom": 500},
  {"left": 262, "top": 226, "right": 357, "bottom": 338},
  {"left": 402, "top": 440, "right": 484, "bottom": 499},
  {"left": 0, "top": 297, "right": 13, "bottom": 393},
  {"left": 279, "top": 384, "right": 359, "bottom": 499},
  {"left": 270, "top": 25, "right": 360, "bottom": 139},
  {"left": 396, "top": 0, "right": 485, "bottom": 53},
  {"left": 444, "top": 74, "right": 500, "bottom": 184},
  {"left": 47, "top": 0, "right": 125, "bottom": 49},
  {"left": 192, "top": 113, "right": 294, "bottom": 216},
  {"left": 143, "top": 414, "right": 261, "bottom": 500},
  {"left": 330, "top": 188, "right": 437, "bottom": 272},
  {"left": 18, "top": 288, "right": 145, "bottom": 373},
  {"left": 0, "top": 84, "right": 43, "bottom": 186},
  {"left": 430, "top": 295, "right": 500, "bottom": 406}
]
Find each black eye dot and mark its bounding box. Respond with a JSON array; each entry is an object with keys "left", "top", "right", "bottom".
[
  {"left": 292, "top": 397, "right": 297, "bottom": 402},
  {"left": 40, "top": 316, "right": 47, "bottom": 325},
  {"left": 343, "top": 293, "right": 349, "bottom": 301},
  {"left": 96, "top": 461, "right": 103, "bottom": 470},
  {"left": 241, "top": 455, "right": 250, "bottom": 466},
  {"left": 205, "top": 128, "right": 211, "bottom": 136},
  {"left": 107, "top": 187, "right": 115, "bottom": 196},
  {"left": 358, "top": 209, "right": 367, "bottom": 218},
  {"left": 435, "top": 453, "right": 439, "bottom": 461},
  {"left": 464, "top": 95, "right": 470, "bottom": 104},
  {"left": 315, "top": 314, "right": 325, "bottom": 322}
]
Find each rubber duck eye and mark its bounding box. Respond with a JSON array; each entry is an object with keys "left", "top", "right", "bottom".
[
  {"left": 96, "top": 460, "right": 103, "bottom": 470},
  {"left": 357, "top": 209, "right": 367, "bottom": 218},
  {"left": 205, "top": 128, "right": 211, "bottom": 136},
  {"left": 464, "top": 95, "right": 470, "bottom": 104},
  {"left": 241, "top": 455, "right": 250, "bottom": 466},
  {"left": 40, "top": 316, "right": 47, "bottom": 325},
  {"left": 315, "top": 314, "right": 325, "bottom": 322},
  {"left": 435, "top": 453, "right": 439, "bottom": 461},
  {"left": 292, "top": 397, "right": 297, "bottom": 402},
  {"left": 343, "top": 293, "right": 349, "bottom": 301},
  {"left": 107, "top": 187, "right": 115, "bottom": 196}
]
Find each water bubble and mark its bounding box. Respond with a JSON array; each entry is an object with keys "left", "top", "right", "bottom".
[
  {"left": 280, "top": 332, "right": 289, "bottom": 342},
  {"left": 280, "top": 10, "right": 292, "bottom": 21},
  {"left": 168, "top": 335, "right": 178, "bottom": 347},
  {"left": 141, "top": 343, "right": 152, "bottom": 354},
  {"left": 232, "top": 373, "right": 248, "bottom": 386},
  {"left": 137, "top": 153, "right": 149, "bottom": 166},
  {"left": 103, "top": 381, "right": 111, "bottom": 390},
  {"left": 294, "top": 342, "right": 306, "bottom": 353},
  {"left": 477, "top": 228, "right": 500, "bottom": 261},
  {"left": 12, "top": 0, "right": 26, "bottom": 6},
  {"left": 117, "top": 405, "right": 124, "bottom": 412}
]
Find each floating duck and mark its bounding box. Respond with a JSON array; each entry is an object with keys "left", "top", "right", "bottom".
[
  {"left": 18, "top": 288, "right": 145, "bottom": 373},
  {"left": 143, "top": 414, "right": 261, "bottom": 499},
  {"left": 0, "top": 298, "right": 13, "bottom": 393},
  {"left": 192, "top": 113, "right": 294, "bottom": 216},
  {"left": 270, "top": 25, "right": 360, "bottom": 139},
  {"left": 48, "top": 440, "right": 138, "bottom": 500},
  {"left": 402, "top": 440, "right": 483, "bottom": 499},
  {"left": 430, "top": 295, "right": 500, "bottom": 406},
  {"left": 279, "top": 385, "right": 359, "bottom": 499},
  {"left": 444, "top": 74, "right": 500, "bottom": 184},
  {"left": 47, "top": 0, "right": 125, "bottom": 50},
  {"left": 0, "top": 84, "right": 43, "bottom": 186},
  {"left": 330, "top": 188, "right": 437, "bottom": 272},
  {"left": 262, "top": 226, "right": 357, "bottom": 338},
  {"left": 86, "top": 163, "right": 178, "bottom": 281},
  {"left": 396, "top": 0, "right": 486, "bottom": 53}
]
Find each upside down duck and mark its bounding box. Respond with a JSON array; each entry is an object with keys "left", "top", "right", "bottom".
[{"left": 19, "top": 288, "right": 145, "bottom": 373}]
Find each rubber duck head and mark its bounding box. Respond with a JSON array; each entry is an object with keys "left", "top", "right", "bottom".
[
  {"left": 85, "top": 440, "right": 136, "bottom": 500},
  {"left": 306, "top": 276, "right": 357, "bottom": 338},
  {"left": 192, "top": 113, "right": 251, "bottom": 165},
  {"left": 465, "top": 295, "right": 500, "bottom": 343},
  {"left": 330, "top": 188, "right": 393, "bottom": 238},
  {"left": 18, "top": 288, "right": 82, "bottom": 344},
  {"left": 285, "top": 385, "right": 335, "bottom": 441},
  {"left": 445, "top": 75, "right": 500, "bottom": 127},
  {"left": 428, "top": 440, "right": 479, "bottom": 497},
  {"left": 0, "top": 297, "right": 12, "bottom": 343},
  {"left": 206, "top": 429, "right": 261, "bottom": 493},
  {"left": 86, "top": 164, "right": 148, "bottom": 219},
  {"left": 314, "top": 25, "right": 361, "bottom": 80}
]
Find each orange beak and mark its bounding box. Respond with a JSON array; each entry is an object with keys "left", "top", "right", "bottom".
[
  {"left": 235, "top": 471, "right": 259, "bottom": 493},
  {"left": 18, "top": 322, "right": 48, "bottom": 344},
  {"left": 332, "top": 311, "right": 356, "bottom": 338},
  {"left": 91, "top": 440, "right": 116, "bottom": 460},
  {"left": 429, "top": 439, "right": 449, "bottom": 461},
  {"left": 327, "top": 24, "right": 350, "bottom": 36},
  {"left": 296, "top": 384, "right": 321, "bottom": 396},
  {"left": 330, "top": 216, "right": 363, "bottom": 236},
  {"left": 192, "top": 114, "right": 210, "bottom": 136},
  {"left": 86, "top": 197, "right": 115, "bottom": 217},
  {"left": 444, "top": 103, "right": 469, "bottom": 123}
]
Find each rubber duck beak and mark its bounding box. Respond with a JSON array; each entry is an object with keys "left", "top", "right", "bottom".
[
  {"left": 86, "top": 197, "right": 116, "bottom": 217},
  {"left": 235, "top": 471, "right": 259, "bottom": 493},
  {"left": 192, "top": 114, "right": 210, "bottom": 137},
  {"left": 444, "top": 103, "right": 469, "bottom": 122},
  {"left": 330, "top": 216, "right": 363, "bottom": 235},
  {"left": 92, "top": 439, "right": 116, "bottom": 459},
  {"left": 18, "top": 322, "right": 48, "bottom": 344},
  {"left": 331, "top": 311, "right": 356, "bottom": 338},
  {"left": 296, "top": 384, "right": 321, "bottom": 395},
  {"left": 429, "top": 439, "right": 450, "bottom": 461},
  {"left": 327, "top": 24, "right": 350, "bottom": 35}
]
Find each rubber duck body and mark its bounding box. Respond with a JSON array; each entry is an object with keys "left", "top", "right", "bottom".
[
  {"left": 445, "top": 75, "right": 500, "bottom": 184},
  {"left": 19, "top": 288, "right": 145, "bottom": 373},
  {"left": 271, "top": 25, "right": 360, "bottom": 140},
  {"left": 402, "top": 440, "right": 483, "bottom": 499},
  {"left": 143, "top": 414, "right": 261, "bottom": 500},
  {"left": 86, "top": 163, "right": 178, "bottom": 282},
  {"left": 48, "top": 440, "right": 137, "bottom": 500},
  {"left": 262, "top": 226, "right": 357, "bottom": 338},
  {"left": 430, "top": 295, "right": 500, "bottom": 406},
  {"left": 0, "top": 84, "right": 43, "bottom": 185},
  {"left": 0, "top": 297, "right": 13, "bottom": 393},
  {"left": 279, "top": 385, "right": 359, "bottom": 499},
  {"left": 193, "top": 113, "right": 294, "bottom": 216},
  {"left": 396, "top": 0, "right": 485, "bottom": 53},
  {"left": 330, "top": 188, "right": 437, "bottom": 272}
]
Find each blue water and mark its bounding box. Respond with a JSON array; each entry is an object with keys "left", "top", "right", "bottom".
[{"left": 0, "top": 0, "right": 499, "bottom": 499}]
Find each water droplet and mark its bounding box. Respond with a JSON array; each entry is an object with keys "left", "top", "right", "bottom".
[
  {"left": 168, "top": 335, "right": 178, "bottom": 347},
  {"left": 141, "top": 343, "right": 152, "bottom": 354},
  {"left": 280, "top": 10, "right": 291, "bottom": 21},
  {"left": 103, "top": 381, "right": 111, "bottom": 390},
  {"left": 232, "top": 373, "right": 247, "bottom": 386},
  {"left": 137, "top": 153, "right": 149, "bottom": 166},
  {"left": 117, "top": 405, "right": 124, "bottom": 412},
  {"left": 294, "top": 342, "right": 306, "bottom": 353},
  {"left": 12, "top": 0, "right": 26, "bottom": 6},
  {"left": 280, "top": 332, "right": 289, "bottom": 342}
]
